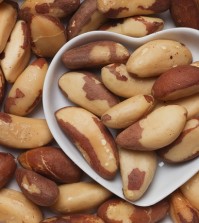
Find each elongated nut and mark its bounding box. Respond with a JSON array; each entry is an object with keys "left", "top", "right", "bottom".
[
  {"left": 19, "top": 0, "right": 80, "bottom": 20},
  {"left": 99, "top": 16, "right": 164, "bottom": 37},
  {"left": 158, "top": 117, "right": 199, "bottom": 163},
  {"left": 119, "top": 148, "right": 157, "bottom": 201},
  {"left": 116, "top": 105, "right": 187, "bottom": 151},
  {"left": 55, "top": 106, "right": 119, "bottom": 180},
  {"left": 181, "top": 172, "right": 199, "bottom": 210},
  {"left": 18, "top": 146, "right": 83, "bottom": 184},
  {"left": 1, "top": 20, "right": 31, "bottom": 83},
  {"left": 101, "top": 63, "right": 156, "bottom": 98},
  {"left": 29, "top": 14, "right": 67, "bottom": 57},
  {"left": 126, "top": 39, "right": 192, "bottom": 78},
  {"left": 101, "top": 94, "right": 155, "bottom": 129},
  {"left": 51, "top": 182, "right": 112, "bottom": 214},
  {"left": 170, "top": 190, "right": 199, "bottom": 223},
  {"left": 0, "top": 68, "right": 5, "bottom": 105},
  {"left": 15, "top": 168, "right": 59, "bottom": 206},
  {"left": 97, "top": 198, "right": 169, "bottom": 223},
  {"left": 41, "top": 214, "right": 105, "bottom": 223},
  {"left": 97, "top": 0, "right": 170, "bottom": 18},
  {"left": 58, "top": 71, "right": 120, "bottom": 117},
  {"left": 0, "top": 1, "right": 18, "bottom": 53},
  {"left": 67, "top": 0, "right": 107, "bottom": 39},
  {"left": 0, "top": 152, "right": 17, "bottom": 189},
  {"left": 4, "top": 58, "right": 48, "bottom": 116},
  {"left": 0, "top": 112, "right": 53, "bottom": 149},
  {"left": 0, "top": 188, "right": 43, "bottom": 223},
  {"left": 152, "top": 65, "right": 199, "bottom": 101},
  {"left": 62, "top": 41, "right": 130, "bottom": 69}
]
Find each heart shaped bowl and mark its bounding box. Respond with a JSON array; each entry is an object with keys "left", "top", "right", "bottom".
[{"left": 43, "top": 27, "right": 199, "bottom": 207}]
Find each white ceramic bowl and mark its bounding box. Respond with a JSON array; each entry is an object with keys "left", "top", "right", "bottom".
[{"left": 43, "top": 28, "right": 199, "bottom": 207}]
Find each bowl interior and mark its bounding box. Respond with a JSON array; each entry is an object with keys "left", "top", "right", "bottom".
[{"left": 43, "top": 28, "right": 199, "bottom": 206}]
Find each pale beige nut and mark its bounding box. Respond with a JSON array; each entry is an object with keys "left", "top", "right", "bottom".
[
  {"left": 0, "top": 112, "right": 53, "bottom": 149},
  {"left": 0, "top": 68, "right": 5, "bottom": 105},
  {"left": 97, "top": 0, "right": 170, "bottom": 18},
  {"left": 170, "top": 190, "right": 199, "bottom": 223},
  {"left": 158, "top": 118, "right": 199, "bottom": 163},
  {"left": 50, "top": 182, "right": 112, "bottom": 214},
  {"left": 170, "top": 0, "right": 199, "bottom": 29},
  {"left": 126, "top": 39, "right": 192, "bottom": 78},
  {"left": 0, "top": 188, "right": 43, "bottom": 223},
  {"left": 119, "top": 148, "right": 157, "bottom": 201},
  {"left": 58, "top": 71, "right": 120, "bottom": 117},
  {"left": 67, "top": 0, "right": 107, "bottom": 40},
  {"left": 0, "top": 152, "right": 17, "bottom": 189},
  {"left": 99, "top": 16, "right": 164, "bottom": 37},
  {"left": 152, "top": 65, "right": 199, "bottom": 101},
  {"left": 29, "top": 14, "right": 67, "bottom": 57},
  {"left": 97, "top": 198, "right": 169, "bottom": 223},
  {"left": 41, "top": 214, "right": 105, "bottom": 223},
  {"left": 15, "top": 168, "right": 59, "bottom": 206},
  {"left": 101, "top": 63, "right": 156, "bottom": 98},
  {"left": 62, "top": 41, "right": 130, "bottom": 69},
  {"left": 181, "top": 172, "right": 199, "bottom": 210},
  {"left": 19, "top": 0, "right": 80, "bottom": 20},
  {"left": 1, "top": 20, "right": 31, "bottom": 83},
  {"left": 18, "top": 146, "right": 83, "bottom": 184},
  {"left": 101, "top": 94, "right": 155, "bottom": 129},
  {"left": 0, "top": 1, "right": 18, "bottom": 53},
  {"left": 116, "top": 105, "right": 187, "bottom": 151},
  {"left": 55, "top": 106, "right": 119, "bottom": 180},
  {"left": 4, "top": 58, "right": 48, "bottom": 116}
]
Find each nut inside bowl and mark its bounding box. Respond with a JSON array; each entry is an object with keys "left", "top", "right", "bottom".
[{"left": 43, "top": 28, "right": 199, "bottom": 206}]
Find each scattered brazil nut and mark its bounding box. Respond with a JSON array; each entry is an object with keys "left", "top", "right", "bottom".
[
  {"left": 0, "top": 152, "right": 16, "bottom": 189},
  {"left": 0, "top": 188, "right": 43, "bottom": 223},
  {"left": 126, "top": 39, "right": 192, "bottom": 78},
  {"left": 115, "top": 105, "right": 187, "bottom": 151},
  {"left": 19, "top": 0, "right": 80, "bottom": 20},
  {"left": 50, "top": 181, "right": 112, "bottom": 214},
  {"left": 101, "top": 63, "right": 156, "bottom": 98},
  {"left": 0, "top": 68, "right": 5, "bottom": 105},
  {"left": 99, "top": 16, "right": 164, "bottom": 37},
  {"left": 0, "top": 112, "right": 53, "bottom": 149},
  {"left": 157, "top": 117, "right": 199, "bottom": 163},
  {"left": 1, "top": 20, "right": 31, "bottom": 83},
  {"left": 181, "top": 172, "right": 199, "bottom": 210},
  {"left": 119, "top": 148, "right": 157, "bottom": 201},
  {"left": 61, "top": 40, "right": 130, "bottom": 69},
  {"left": 0, "top": 0, "right": 18, "bottom": 53},
  {"left": 41, "top": 214, "right": 105, "bottom": 223},
  {"left": 97, "top": 197, "right": 169, "bottom": 223},
  {"left": 4, "top": 58, "right": 48, "bottom": 116},
  {"left": 169, "top": 190, "right": 199, "bottom": 222},
  {"left": 18, "top": 146, "right": 83, "bottom": 184},
  {"left": 29, "top": 14, "right": 67, "bottom": 57},
  {"left": 15, "top": 168, "right": 59, "bottom": 206},
  {"left": 55, "top": 106, "right": 119, "bottom": 180},
  {"left": 97, "top": 0, "right": 170, "bottom": 18},
  {"left": 101, "top": 94, "right": 155, "bottom": 129},
  {"left": 58, "top": 71, "right": 120, "bottom": 117},
  {"left": 152, "top": 65, "right": 199, "bottom": 101},
  {"left": 67, "top": 0, "right": 107, "bottom": 40}
]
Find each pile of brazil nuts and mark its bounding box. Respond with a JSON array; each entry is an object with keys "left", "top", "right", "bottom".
[{"left": 0, "top": 0, "right": 199, "bottom": 222}]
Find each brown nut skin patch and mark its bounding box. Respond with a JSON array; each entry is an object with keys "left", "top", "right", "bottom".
[
  {"left": 15, "top": 168, "right": 59, "bottom": 207},
  {"left": 0, "top": 68, "right": 5, "bottom": 106},
  {"left": 18, "top": 146, "right": 83, "bottom": 184},
  {"left": 170, "top": 0, "right": 199, "bottom": 29},
  {"left": 0, "top": 152, "right": 17, "bottom": 189},
  {"left": 97, "top": 198, "right": 169, "bottom": 223},
  {"left": 169, "top": 190, "right": 199, "bottom": 223},
  {"left": 40, "top": 214, "right": 105, "bottom": 223},
  {"left": 61, "top": 41, "right": 130, "bottom": 69},
  {"left": 152, "top": 65, "right": 199, "bottom": 101}
]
